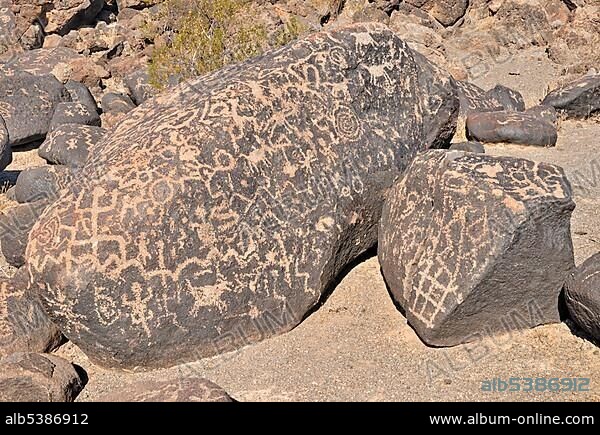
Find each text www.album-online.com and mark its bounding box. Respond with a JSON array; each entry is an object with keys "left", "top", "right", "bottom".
[{"left": 430, "top": 414, "right": 595, "bottom": 425}]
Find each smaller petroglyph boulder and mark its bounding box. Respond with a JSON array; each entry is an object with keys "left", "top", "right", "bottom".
[
  {"left": 45, "top": 0, "right": 105, "bottom": 36},
  {"left": 0, "top": 353, "right": 84, "bottom": 402},
  {"left": 466, "top": 111, "right": 558, "bottom": 146},
  {"left": 542, "top": 74, "right": 600, "bottom": 119},
  {"left": 565, "top": 253, "right": 600, "bottom": 342},
  {"left": 485, "top": 84, "right": 526, "bottom": 112},
  {"left": 65, "top": 80, "right": 99, "bottom": 115},
  {"left": 525, "top": 105, "right": 558, "bottom": 125},
  {"left": 0, "top": 200, "right": 50, "bottom": 267},
  {"left": 49, "top": 102, "right": 101, "bottom": 131},
  {"left": 0, "top": 268, "right": 64, "bottom": 358},
  {"left": 98, "top": 376, "right": 233, "bottom": 402},
  {"left": 14, "top": 165, "right": 73, "bottom": 204},
  {"left": 125, "top": 70, "right": 157, "bottom": 105},
  {"left": 0, "top": 70, "right": 70, "bottom": 147},
  {"left": 379, "top": 150, "right": 575, "bottom": 346},
  {"left": 39, "top": 124, "right": 106, "bottom": 168},
  {"left": 101, "top": 92, "right": 136, "bottom": 115}
]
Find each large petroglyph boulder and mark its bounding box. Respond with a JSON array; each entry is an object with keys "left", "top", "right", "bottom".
[
  {"left": 379, "top": 150, "right": 575, "bottom": 346},
  {"left": 565, "top": 253, "right": 600, "bottom": 342},
  {"left": 26, "top": 24, "right": 459, "bottom": 369},
  {"left": 0, "top": 268, "right": 64, "bottom": 358}
]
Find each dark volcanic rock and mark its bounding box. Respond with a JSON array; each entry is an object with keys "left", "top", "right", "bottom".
[
  {"left": 0, "top": 268, "right": 64, "bottom": 358},
  {"left": 0, "top": 116, "right": 11, "bottom": 171},
  {"left": 0, "top": 352, "right": 84, "bottom": 402},
  {"left": 542, "top": 74, "right": 600, "bottom": 119},
  {"left": 49, "top": 102, "right": 102, "bottom": 130},
  {"left": 0, "top": 70, "right": 70, "bottom": 147},
  {"left": 466, "top": 111, "right": 558, "bottom": 146},
  {"left": 65, "top": 80, "right": 99, "bottom": 115},
  {"left": 101, "top": 92, "right": 136, "bottom": 114},
  {"left": 526, "top": 105, "right": 558, "bottom": 125},
  {"left": 98, "top": 376, "right": 233, "bottom": 402},
  {"left": 14, "top": 166, "right": 73, "bottom": 204},
  {"left": 125, "top": 70, "right": 158, "bottom": 105},
  {"left": 27, "top": 24, "right": 459, "bottom": 369},
  {"left": 39, "top": 124, "right": 106, "bottom": 168},
  {"left": 449, "top": 141, "right": 485, "bottom": 153},
  {"left": 456, "top": 81, "right": 503, "bottom": 115},
  {"left": 0, "top": 200, "right": 50, "bottom": 267},
  {"left": 565, "top": 253, "right": 600, "bottom": 342},
  {"left": 485, "top": 84, "right": 526, "bottom": 112},
  {"left": 379, "top": 150, "right": 575, "bottom": 346}
]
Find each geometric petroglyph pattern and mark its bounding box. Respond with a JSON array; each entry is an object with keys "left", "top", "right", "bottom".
[
  {"left": 27, "top": 23, "right": 458, "bottom": 369},
  {"left": 39, "top": 124, "right": 106, "bottom": 168},
  {"left": 379, "top": 150, "right": 575, "bottom": 346}
]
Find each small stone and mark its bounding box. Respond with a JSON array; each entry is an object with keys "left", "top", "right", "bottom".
[{"left": 449, "top": 141, "right": 485, "bottom": 153}]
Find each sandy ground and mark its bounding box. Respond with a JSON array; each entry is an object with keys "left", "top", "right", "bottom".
[{"left": 2, "top": 49, "right": 599, "bottom": 402}]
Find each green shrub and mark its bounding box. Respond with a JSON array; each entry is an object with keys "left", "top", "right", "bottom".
[{"left": 148, "top": 0, "right": 288, "bottom": 89}]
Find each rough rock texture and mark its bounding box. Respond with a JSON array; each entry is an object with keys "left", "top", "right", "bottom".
[
  {"left": 542, "top": 74, "right": 600, "bottom": 119},
  {"left": 456, "top": 81, "right": 503, "bottom": 115},
  {"left": 49, "top": 101, "right": 102, "bottom": 130},
  {"left": 0, "top": 70, "right": 70, "bottom": 147},
  {"left": 0, "top": 268, "right": 64, "bottom": 358},
  {"left": 0, "top": 352, "right": 84, "bottom": 402},
  {"left": 27, "top": 24, "right": 459, "bottom": 369},
  {"left": 39, "top": 124, "right": 106, "bottom": 168},
  {"left": 485, "top": 84, "right": 526, "bottom": 112},
  {"left": 405, "top": 0, "right": 470, "bottom": 27},
  {"left": 65, "top": 80, "right": 99, "bottom": 115},
  {"left": 379, "top": 150, "right": 575, "bottom": 346},
  {"left": 2, "top": 47, "right": 83, "bottom": 77},
  {"left": 101, "top": 92, "right": 135, "bottom": 114},
  {"left": 466, "top": 111, "right": 558, "bottom": 146},
  {"left": 14, "top": 166, "right": 73, "bottom": 204},
  {"left": 525, "top": 105, "right": 558, "bottom": 125},
  {"left": 1, "top": 200, "right": 50, "bottom": 267},
  {"left": 98, "top": 376, "right": 234, "bottom": 402},
  {"left": 45, "top": 0, "right": 105, "bottom": 36},
  {"left": 0, "top": 116, "right": 11, "bottom": 171},
  {"left": 564, "top": 253, "right": 600, "bottom": 342},
  {"left": 124, "top": 69, "right": 158, "bottom": 105},
  {"left": 449, "top": 141, "right": 485, "bottom": 153}
]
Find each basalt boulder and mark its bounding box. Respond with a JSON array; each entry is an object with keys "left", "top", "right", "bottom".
[
  {"left": 0, "top": 268, "right": 64, "bottom": 358},
  {"left": 26, "top": 24, "right": 459, "bottom": 369},
  {"left": 379, "top": 150, "right": 575, "bottom": 346},
  {"left": 1, "top": 200, "right": 50, "bottom": 268},
  {"left": 49, "top": 102, "right": 101, "bottom": 131},
  {"left": 564, "top": 253, "right": 600, "bottom": 342},
  {"left": 0, "top": 352, "right": 84, "bottom": 402},
  {"left": 0, "top": 70, "right": 70, "bottom": 147},
  {"left": 542, "top": 74, "right": 600, "bottom": 119},
  {"left": 14, "top": 165, "right": 73, "bottom": 204},
  {"left": 466, "top": 111, "right": 558, "bottom": 146},
  {"left": 39, "top": 124, "right": 106, "bottom": 168}
]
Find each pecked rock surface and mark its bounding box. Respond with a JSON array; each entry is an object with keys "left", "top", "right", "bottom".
[
  {"left": 379, "top": 150, "right": 575, "bottom": 346},
  {"left": 26, "top": 24, "right": 458, "bottom": 369}
]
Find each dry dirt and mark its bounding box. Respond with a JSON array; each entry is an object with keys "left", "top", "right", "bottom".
[{"left": 2, "top": 49, "right": 599, "bottom": 402}]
